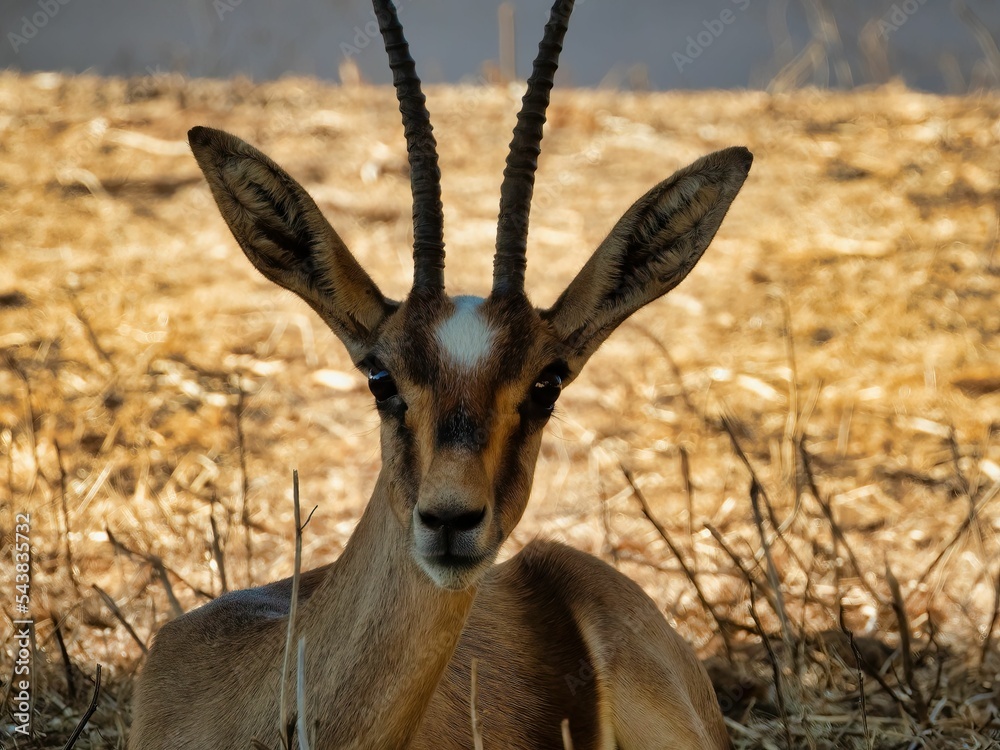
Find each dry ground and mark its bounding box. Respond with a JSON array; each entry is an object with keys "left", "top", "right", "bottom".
[{"left": 1, "top": 71, "right": 999, "bottom": 748}]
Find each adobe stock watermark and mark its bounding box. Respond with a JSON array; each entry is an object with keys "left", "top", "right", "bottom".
[
  {"left": 673, "top": 0, "right": 752, "bottom": 72},
  {"left": 876, "top": 0, "right": 928, "bottom": 39},
  {"left": 12, "top": 512, "right": 33, "bottom": 737},
  {"left": 214, "top": 0, "right": 245, "bottom": 20},
  {"left": 7, "top": 0, "right": 74, "bottom": 53}
]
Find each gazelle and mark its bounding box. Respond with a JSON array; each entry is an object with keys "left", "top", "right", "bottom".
[{"left": 129, "top": 0, "right": 751, "bottom": 748}]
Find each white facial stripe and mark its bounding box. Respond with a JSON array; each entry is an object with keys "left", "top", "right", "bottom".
[{"left": 435, "top": 295, "right": 495, "bottom": 369}]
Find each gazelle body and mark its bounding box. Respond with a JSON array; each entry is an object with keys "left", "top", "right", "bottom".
[{"left": 129, "top": 1, "right": 750, "bottom": 748}]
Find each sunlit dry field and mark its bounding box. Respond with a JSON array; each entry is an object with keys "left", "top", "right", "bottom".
[{"left": 2, "top": 70, "right": 1000, "bottom": 748}]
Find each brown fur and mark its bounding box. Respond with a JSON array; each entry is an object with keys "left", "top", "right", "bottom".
[
  {"left": 420, "top": 541, "right": 734, "bottom": 749},
  {"left": 129, "top": 126, "right": 749, "bottom": 749}
]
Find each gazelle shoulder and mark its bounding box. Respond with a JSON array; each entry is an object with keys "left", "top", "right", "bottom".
[
  {"left": 151, "top": 564, "right": 330, "bottom": 651},
  {"left": 501, "top": 540, "right": 658, "bottom": 618}
]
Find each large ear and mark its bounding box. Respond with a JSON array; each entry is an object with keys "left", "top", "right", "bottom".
[
  {"left": 541, "top": 146, "right": 752, "bottom": 377},
  {"left": 188, "top": 126, "right": 396, "bottom": 361}
]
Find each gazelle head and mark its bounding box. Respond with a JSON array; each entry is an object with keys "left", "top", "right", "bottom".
[{"left": 188, "top": 0, "right": 751, "bottom": 590}]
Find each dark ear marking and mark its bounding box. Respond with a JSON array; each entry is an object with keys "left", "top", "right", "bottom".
[
  {"left": 604, "top": 176, "right": 723, "bottom": 307},
  {"left": 244, "top": 178, "right": 321, "bottom": 273},
  {"left": 542, "top": 146, "right": 752, "bottom": 372},
  {"left": 188, "top": 126, "right": 395, "bottom": 360}
]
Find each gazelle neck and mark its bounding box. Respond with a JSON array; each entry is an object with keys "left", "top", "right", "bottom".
[{"left": 296, "top": 473, "right": 477, "bottom": 748}]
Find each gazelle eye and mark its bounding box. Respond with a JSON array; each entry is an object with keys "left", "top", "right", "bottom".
[
  {"left": 531, "top": 371, "right": 563, "bottom": 411},
  {"left": 368, "top": 370, "right": 398, "bottom": 402}
]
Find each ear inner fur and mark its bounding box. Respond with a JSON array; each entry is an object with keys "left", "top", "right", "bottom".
[
  {"left": 188, "top": 126, "right": 395, "bottom": 359},
  {"left": 542, "top": 146, "right": 752, "bottom": 368}
]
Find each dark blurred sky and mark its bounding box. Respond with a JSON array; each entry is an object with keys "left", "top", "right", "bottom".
[{"left": 2, "top": 0, "right": 999, "bottom": 92}]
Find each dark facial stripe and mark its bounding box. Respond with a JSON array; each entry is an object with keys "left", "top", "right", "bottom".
[
  {"left": 481, "top": 293, "right": 545, "bottom": 386},
  {"left": 398, "top": 290, "right": 445, "bottom": 385},
  {"left": 437, "top": 407, "right": 486, "bottom": 451},
  {"left": 492, "top": 419, "right": 535, "bottom": 529}
]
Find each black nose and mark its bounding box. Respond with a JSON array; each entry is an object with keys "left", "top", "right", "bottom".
[{"left": 418, "top": 506, "right": 486, "bottom": 532}]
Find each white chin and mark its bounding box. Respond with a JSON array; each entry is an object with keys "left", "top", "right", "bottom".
[{"left": 416, "top": 554, "right": 494, "bottom": 591}]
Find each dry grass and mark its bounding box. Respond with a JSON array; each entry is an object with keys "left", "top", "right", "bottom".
[{"left": 1, "top": 70, "right": 999, "bottom": 748}]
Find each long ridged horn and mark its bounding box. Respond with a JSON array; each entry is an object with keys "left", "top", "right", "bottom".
[
  {"left": 493, "top": 0, "right": 575, "bottom": 295},
  {"left": 373, "top": 0, "right": 445, "bottom": 292}
]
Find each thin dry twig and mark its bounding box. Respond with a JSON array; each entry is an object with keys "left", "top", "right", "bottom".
[
  {"left": 5, "top": 353, "right": 39, "bottom": 499},
  {"left": 53, "top": 438, "right": 79, "bottom": 591},
  {"left": 679, "top": 445, "right": 695, "bottom": 542},
  {"left": 924, "top": 613, "right": 946, "bottom": 711},
  {"left": 106, "top": 527, "right": 197, "bottom": 616},
  {"left": 720, "top": 414, "right": 810, "bottom": 577},
  {"left": 68, "top": 291, "right": 115, "bottom": 371},
  {"left": 561, "top": 718, "right": 574, "bottom": 750},
  {"left": 280, "top": 470, "right": 305, "bottom": 749},
  {"left": 296, "top": 637, "right": 312, "bottom": 750},
  {"left": 838, "top": 602, "right": 911, "bottom": 721},
  {"left": 209, "top": 500, "right": 229, "bottom": 594},
  {"left": 719, "top": 412, "right": 780, "bottom": 526},
  {"left": 918, "top": 477, "right": 1000, "bottom": 586},
  {"left": 885, "top": 562, "right": 928, "bottom": 722},
  {"left": 234, "top": 379, "right": 254, "bottom": 585},
  {"left": 622, "top": 464, "right": 735, "bottom": 660},
  {"left": 749, "top": 587, "right": 793, "bottom": 750},
  {"left": 53, "top": 619, "right": 76, "bottom": 697},
  {"left": 844, "top": 630, "right": 872, "bottom": 750},
  {"left": 776, "top": 289, "right": 803, "bottom": 531},
  {"left": 705, "top": 523, "right": 767, "bottom": 589},
  {"left": 598, "top": 480, "right": 619, "bottom": 566},
  {"left": 748, "top": 480, "right": 793, "bottom": 647},
  {"left": 704, "top": 522, "right": 786, "bottom": 646},
  {"left": 92, "top": 585, "right": 148, "bottom": 655},
  {"left": 799, "top": 440, "right": 883, "bottom": 603},
  {"left": 946, "top": 426, "right": 973, "bottom": 501},
  {"left": 61, "top": 664, "right": 102, "bottom": 750},
  {"left": 982, "top": 562, "right": 1000, "bottom": 667},
  {"left": 471, "top": 658, "right": 484, "bottom": 750},
  {"left": 629, "top": 323, "right": 700, "bottom": 418}
]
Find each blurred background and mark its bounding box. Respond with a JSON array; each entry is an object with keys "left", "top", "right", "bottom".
[
  {"left": 3, "top": 2, "right": 1000, "bottom": 748},
  {"left": 2, "top": 0, "right": 1000, "bottom": 93}
]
